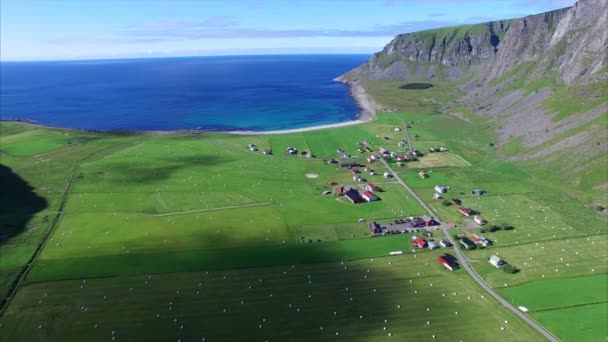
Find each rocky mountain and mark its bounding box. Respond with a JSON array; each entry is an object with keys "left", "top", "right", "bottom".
[
  {"left": 338, "top": 0, "right": 606, "bottom": 85},
  {"left": 338, "top": 0, "right": 607, "bottom": 211}
]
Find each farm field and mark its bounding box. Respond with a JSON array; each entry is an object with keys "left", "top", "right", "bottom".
[
  {"left": 1, "top": 253, "right": 543, "bottom": 342},
  {"left": 1, "top": 79, "right": 607, "bottom": 342}
]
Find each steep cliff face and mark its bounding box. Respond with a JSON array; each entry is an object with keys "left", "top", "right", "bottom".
[
  {"left": 338, "top": 20, "right": 514, "bottom": 82},
  {"left": 340, "top": 0, "right": 607, "bottom": 86}
]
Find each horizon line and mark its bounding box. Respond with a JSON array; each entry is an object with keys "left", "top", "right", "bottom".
[{"left": 0, "top": 51, "right": 375, "bottom": 63}]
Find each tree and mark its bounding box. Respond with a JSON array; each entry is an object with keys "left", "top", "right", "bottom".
[
  {"left": 503, "top": 264, "right": 518, "bottom": 274},
  {"left": 441, "top": 199, "right": 452, "bottom": 207}
]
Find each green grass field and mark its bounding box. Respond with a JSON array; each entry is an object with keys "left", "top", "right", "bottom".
[
  {"left": 1, "top": 79, "right": 606, "bottom": 342},
  {"left": 2, "top": 254, "right": 543, "bottom": 342}
]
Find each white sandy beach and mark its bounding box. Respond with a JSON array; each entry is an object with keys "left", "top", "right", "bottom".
[{"left": 230, "top": 82, "right": 378, "bottom": 135}]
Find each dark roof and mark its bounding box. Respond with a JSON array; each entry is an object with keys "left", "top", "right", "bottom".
[
  {"left": 343, "top": 189, "right": 361, "bottom": 202},
  {"left": 460, "top": 237, "right": 475, "bottom": 247}
]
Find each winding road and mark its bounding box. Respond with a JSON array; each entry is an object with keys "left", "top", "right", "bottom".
[{"left": 383, "top": 114, "right": 559, "bottom": 342}]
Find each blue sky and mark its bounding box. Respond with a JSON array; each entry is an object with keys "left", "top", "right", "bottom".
[{"left": 1, "top": 0, "right": 575, "bottom": 61}]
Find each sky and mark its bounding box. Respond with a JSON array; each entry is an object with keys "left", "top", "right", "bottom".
[{"left": 0, "top": 0, "right": 576, "bottom": 61}]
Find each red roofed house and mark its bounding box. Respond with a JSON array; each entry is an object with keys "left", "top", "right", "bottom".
[
  {"left": 458, "top": 207, "right": 474, "bottom": 216},
  {"left": 361, "top": 191, "right": 378, "bottom": 202},
  {"left": 410, "top": 236, "right": 427, "bottom": 249},
  {"left": 366, "top": 183, "right": 377, "bottom": 192},
  {"left": 437, "top": 254, "right": 458, "bottom": 271}
]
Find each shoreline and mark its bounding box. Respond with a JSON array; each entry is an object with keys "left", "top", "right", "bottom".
[
  {"left": 1, "top": 82, "right": 379, "bottom": 136},
  {"left": 229, "top": 81, "right": 378, "bottom": 135}
]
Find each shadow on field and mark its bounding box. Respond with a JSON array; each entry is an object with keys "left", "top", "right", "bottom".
[
  {"left": 94, "top": 154, "right": 231, "bottom": 183},
  {"left": 0, "top": 165, "right": 47, "bottom": 244},
  {"left": 26, "top": 227, "right": 431, "bottom": 341}
]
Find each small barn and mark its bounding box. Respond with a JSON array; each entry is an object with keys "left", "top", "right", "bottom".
[
  {"left": 474, "top": 215, "right": 486, "bottom": 225},
  {"left": 361, "top": 191, "right": 378, "bottom": 202},
  {"left": 489, "top": 255, "right": 505, "bottom": 268},
  {"left": 458, "top": 207, "right": 475, "bottom": 217},
  {"left": 418, "top": 171, "right": 429, "bottom": 179}
]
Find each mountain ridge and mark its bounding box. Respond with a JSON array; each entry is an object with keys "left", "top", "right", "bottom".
[{"left": 337, "top": 0, "right": 607, "bottom": 212}]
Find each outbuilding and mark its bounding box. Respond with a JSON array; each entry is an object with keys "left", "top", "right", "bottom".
[
  {"left": 489, "top": 255, "right": 505, "bottom": 268},
  {"left": 458, "top": 207, "right": 475, "bottom": 216},
  {"left": 474, "top": 215, "right": 486, "bottom": 225},
  {"left": 361, "top": 191, "right": 378, "bottom": 202},
  {"left": 434, "top": 185, "right": 449, "bottom": 193}
]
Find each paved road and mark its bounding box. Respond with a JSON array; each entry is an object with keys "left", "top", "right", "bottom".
[{"left": 382, "top": 116, "right": 559, "bottom": 342}]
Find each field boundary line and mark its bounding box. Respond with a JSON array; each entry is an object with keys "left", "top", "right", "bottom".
[
  {"left": 530, "top": 300, "right": 608, "bottom": 313},
  {"left": 151, "top": 202, "right": 273, "bottom": 217}
]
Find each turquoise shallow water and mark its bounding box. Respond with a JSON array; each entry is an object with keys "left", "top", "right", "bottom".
[{"left": 0, "top": 55, "right": 369, "bottom": 131}]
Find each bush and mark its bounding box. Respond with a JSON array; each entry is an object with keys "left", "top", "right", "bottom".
[{"left": 503, "top": 264, "right": 518, "bottom": 274}]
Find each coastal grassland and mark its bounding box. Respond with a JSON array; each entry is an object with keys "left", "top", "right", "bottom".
[
  {"left": 498, "top": 274, "right": 608, "bottom": 342},
  {"left": 0, "top": 122, "right": 146, "bottom": 301},
  {"left": 1, "top": 253, "right": 543, "bottom": 342},
  {"left": 363, "top": 80, "right": 459, "bottom": 115},
  {"left": 465, "top": 235, "right": 608, "bottom": 287},
  {"left": 498, "top": 273, "right": 608, "bottom": 310},
  {"left": 531, "top": 303, "right": 607, "bottom": 342}
]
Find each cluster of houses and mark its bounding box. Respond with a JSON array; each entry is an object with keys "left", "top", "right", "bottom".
[
  {"left": 428, "top": 146, "right": 449, "bottom": 152},
  {"left": 459, "top": 233, "right": 492, "bottom": 249},
  {"left": 433, "top": 185, "right": 449, "bottom": 200},
  {"left": 336, "top": 148, "right": 351, "bottom": 158},
  {"left": 457, "top": 206, "right": 486, "bottom": 225},
  {"left": 410, "top": 235, "right": 453, "bottom": 251},
  {"left": 367, "top": 215, "right": 443, "bottom": 236},
  {"left": 366, "top": 147, "right": 420, "bottom": 165},
  {"left": 247, "top": 144, "right": 272, "bottom": 155},
  {"left": 337, "top": 185, "right": 378, "bottom": 204},
  {"left": 355, "top": 141, "right": 373, "bottom": 153}
]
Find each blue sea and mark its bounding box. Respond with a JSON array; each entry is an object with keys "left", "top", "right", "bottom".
[{"left": 0, "top": 55, "right": 369, "bottom": 131}]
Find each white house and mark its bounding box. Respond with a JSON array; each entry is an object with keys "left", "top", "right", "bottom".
[
  {"left": 489, "top": 255, "right": 505, "bottom": 268},
  {"left": 383, "top": 172, "right": 392, "bottom": 179},
  {"left": 474, "top": 215, "right": 486, "bottom": 225},
  {"left": 434, "top": 185, "right": 449, "bottom": 193},
  {"left": 427, "top": 241, "right": 438, "bottom": 250}
]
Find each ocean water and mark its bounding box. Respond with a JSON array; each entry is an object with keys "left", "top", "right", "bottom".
[{"left": 0, "top": 55, "right": 369, "bottom": 131}]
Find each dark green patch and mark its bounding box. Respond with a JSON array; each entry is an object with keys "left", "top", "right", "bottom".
[{"left": 400, "top": 83, "right": 433, "bottom": 90}]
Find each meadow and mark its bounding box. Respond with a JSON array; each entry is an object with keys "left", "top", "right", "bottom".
[
  {"left": 2, "top": 253, "right": 543, "bottom": 342},
  {"left": 0, "top": 79, "right": 606, "bottom": 341}
]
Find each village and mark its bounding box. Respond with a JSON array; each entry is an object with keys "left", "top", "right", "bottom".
[{"left": 242, "top": 124, "right": 515, "bottom": 276}]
